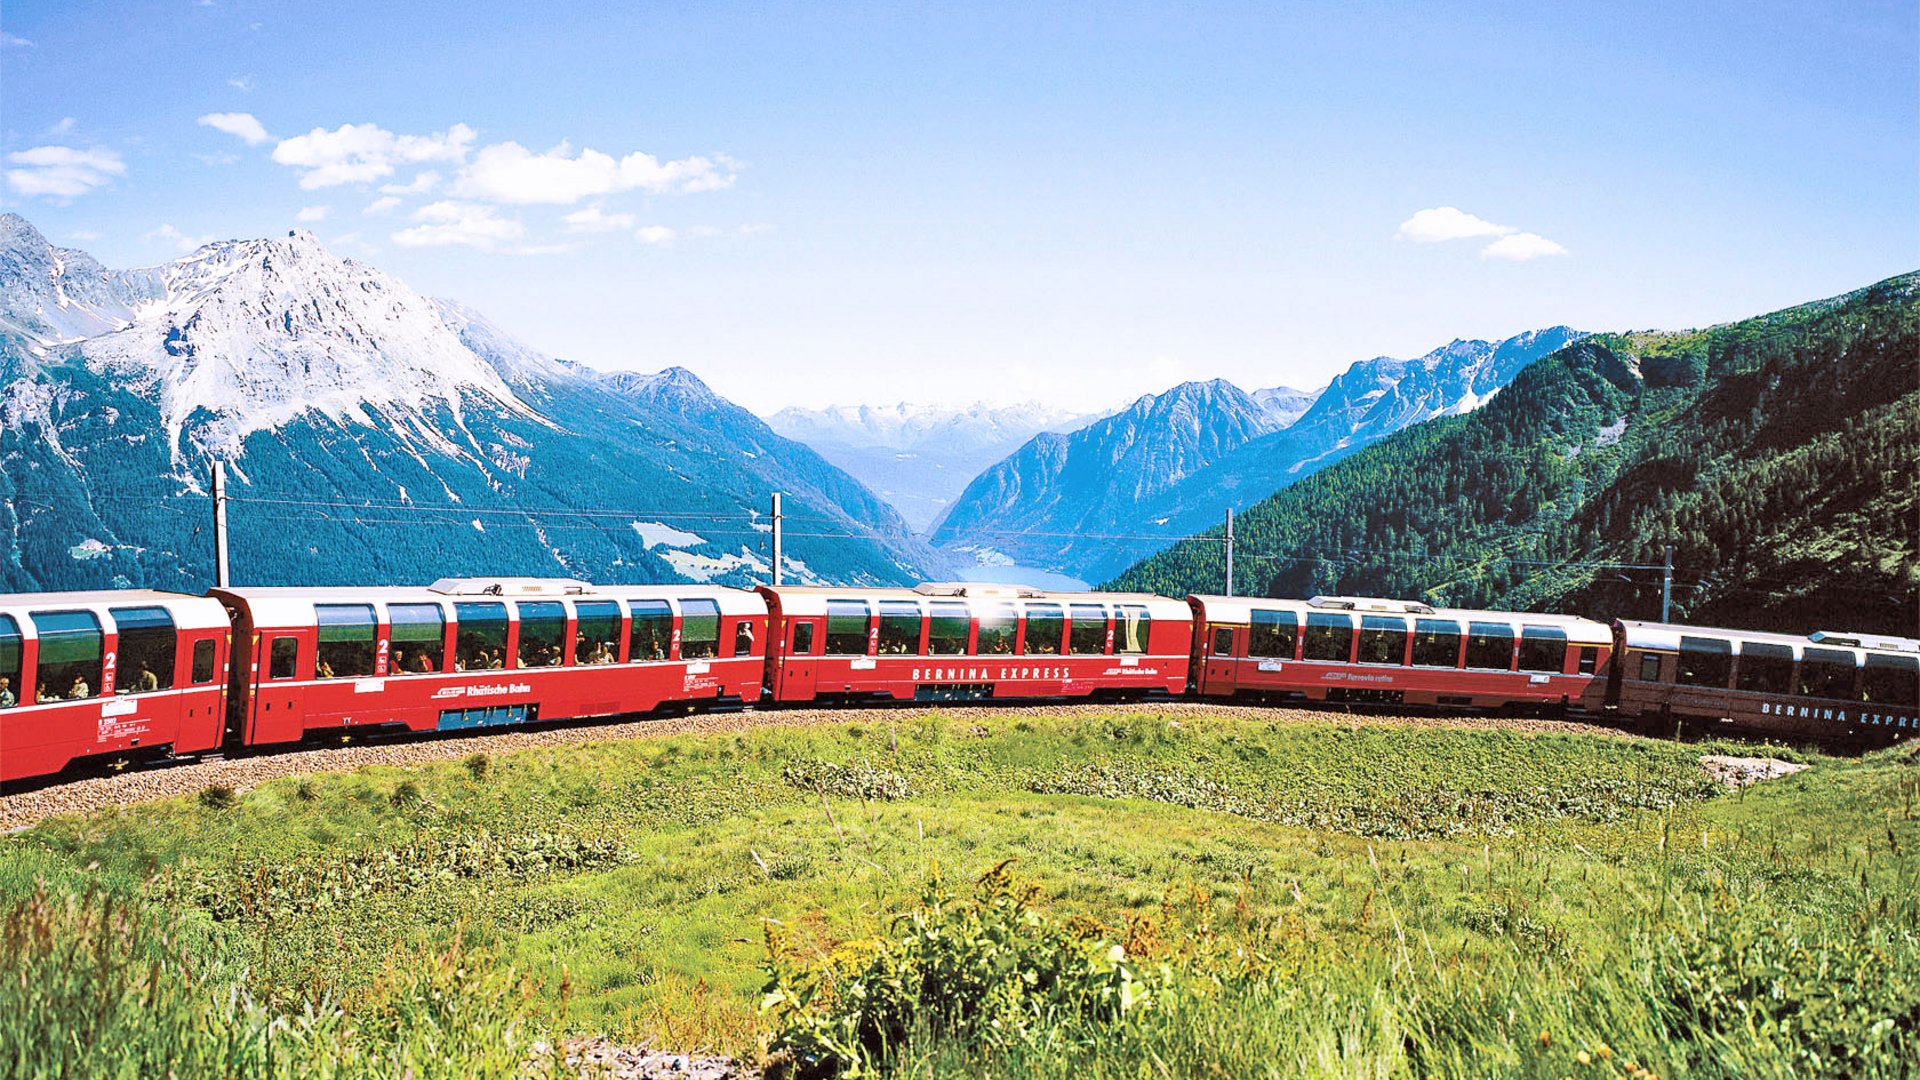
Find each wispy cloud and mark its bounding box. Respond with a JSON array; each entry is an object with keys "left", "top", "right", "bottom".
[
  {"left": 562, "top": 203, "right": 636, "bottom": 233},
  {"left": 362, "top": 195, "right": 402, "bottom": 215},
  {"left": 228, "top": 74, "right": 256, "bottom": 92},
  {"left": 1396, "top": 206, "right": 1567, "bottom": 261},
  {"left": 4, "top": 146, "right": 126, "bottom": 198},
  {"left": 379, "top": 171, "right": 441, "bottom": 195},
  {"left": 0, "top": 32, "right": 32, "bottom": 48},
  {"left": 634, "top": 225, "right": 677, "bottom": 245},
  {"left": 1480, "top": 232, "right": 1569, "bottom": 261},
  {"left": 198, "top": 111, "right": 272, "bottom": 146},
  {"left": 452, "top": 142, "right": 736, "bottom": 204},
  {"left": 390, "top": 200, "right": 523, "bottom": 248},
  {"left": 144, "top": 223, "right": 216, "bottom": 253},
  {"left": 48, "top": 117, "right": 76, "bottom": 136},
  {"left": 295, "top": 205, "right": 330, "bottom": 222},
  {"left": 273, "top": 122, "right": 476, "bottom": 189}
]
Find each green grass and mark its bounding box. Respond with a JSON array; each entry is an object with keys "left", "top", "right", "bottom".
[{"left": 3, "top": 709, "right": 1916, "bottom": 1077}]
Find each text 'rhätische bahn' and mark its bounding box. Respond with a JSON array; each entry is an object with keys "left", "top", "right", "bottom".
[{"left": 1, "top": 578, "right": 1915, "bottom": 787}]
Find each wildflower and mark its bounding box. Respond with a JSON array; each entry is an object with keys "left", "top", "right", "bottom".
[
  {"left": 1539, "top": 1030, "right": 1552, "bottom": 1048},
  {"left": 1576, "top": 1051, "right": 1591, "bottom": 1066},
  {"left": 1596, "top": 1043, "right": 1612, "bottom": 1061}
]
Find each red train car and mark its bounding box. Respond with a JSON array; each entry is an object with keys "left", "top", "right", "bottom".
[
  {"left": 0, "top": 591, "right": 231, "bottom": 782},
  {"left": 1607, "top": 620, "right": 1918, "bottom": 742},
  {"left": 1187, "top": 594, "right": 1611, "bottom": 710},
  {"left": 757, "top": 583, "right": 1191, "bottom": 704},
  {"left": 212, "top": 577, "right": 765, "bottom": 747}
]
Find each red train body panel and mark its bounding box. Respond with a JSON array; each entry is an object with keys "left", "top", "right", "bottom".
[
  {"left": 757, "top": 583, "right": 1191, "bottom": 703},
  {"left": 0, "top": 591, "right": 231, "bottom": 783},
  {"left": 1187, "top": 595, "right": 1612, "bottom": 710},
  {"left": 212, "top": 578, "right": 765, "bottom": 747}
]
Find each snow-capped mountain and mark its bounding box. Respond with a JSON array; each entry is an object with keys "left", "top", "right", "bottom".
[
  {"left": 0, "top": 213, "right": 941, "bottom": 591},
  {"left": 931, "top": 328, "right": 1586, "bottom": 582},
  {"left": 766, "top": 400, "right": 1101, "bottom": 532}
]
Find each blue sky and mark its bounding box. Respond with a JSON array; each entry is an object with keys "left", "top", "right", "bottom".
[{"left": 3, "top": 0, "right": 1914, "bottom": 412}]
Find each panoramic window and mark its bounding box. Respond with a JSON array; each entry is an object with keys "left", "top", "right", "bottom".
[
  {"left": 680, "top": 600, "right": 721, "bottom": 660},
  {"left": 824, "top": 600, "right": 869, "bottom": 656},
  {"left": 573, "top": 601, "right": 621, "bottom": 665},
  {"left": 1356, "top": 616, "right": 1407, "bottom": 665},
  {"left": 388, "top": 603, "right": 446, "bottom": 674},
  {"left": 1116, "top": 605, "right": 1151, "bottom": 654},
  {"left": 0, "top": 615, "right": 21, "bottom": 707},
  {"left": 1301, "top": 613, "right": 1352, "bottom": 662},
  {"left": 31, "top": 612, "right": 106, "bottom": 699},
  {"left": 111, "top": 606, "right": 176, "bottom": 693},
  {"left": 1676, "top": 636, "right": 1733, "bottom": 688},
  {"left": 314, "top": 604, "right": 377, "bottom": 679},
  {"left": 1797, "top": 648, "right": 1857, "bottom": 700},
  {"left": 928, "top": 603, "right": 970, "bottom": 654},
  {"left": 877, "top": 601, "right": 922, "bottom": 655},
  {"left": 1249, "top": 609, "right": 1296, "bottom": 660},
  {"left": 516, "top": 602, "right": 566, "bottom": 668},
  {"left": 1021, "top": 604, "right": 1065, "bottom": 655},
  {"left": 1863, "top": 654, "right": 1919, "bottom": 708},
  {"left": 269, "top": 636, "right": 300, "bottom": 681},
  {"left": 1518, "top": 626, "right": 1569, "bottom": 674},
  {"left": 1410, "top": 619, "right": 1460, "bottom": 667},
  {"left": 1735, "top": 643, "right": 1795, "bottom": 695},
  {"left": 1069, "top": 605, "right": 1108, "bottom": 655},
  {"left": 191, "top": 638, "right": 218, "bottom": 684},
  {"left": 628, "top": 600, "right": 672, "bottom": 661},
  {"left": 453, "top": 602, "right": 509, "bottom": 670},
  {"left": 1463, "top": 622, "right": 1515, "bottom": 670},
  {"left": 976, "top": 604, "right": 1017, "bottom": 655}
]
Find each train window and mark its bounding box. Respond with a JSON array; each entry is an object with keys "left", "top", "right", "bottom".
[
  {"left": 824, "top": 600, "right": 869, "bottom": 656},
  {"left": 1638, "top": 653, "right": 1663, "bottom": 682},
  {"left": 628, "top": 601, "right": 672, "bottom": 661},
  {"left": 191, "top": 639, "right": 218, "bottom": 684},
  {"left": 1410, "top": 619, "right": 1461, "bottom": 667},
  {"left": 1212, "top": 627, "right": 1235, "bottom": 657},
  {"left": 389, "top": 604, "right": 446, "bottom": 674},
  {"left": 1863, "top": 654, "right": 1919, "bottom": 708},
  {"left": 680, "top": 600, "right": 722, "bottom": 660},
  {"left": 1357, "top": 616, "right": 1408, "bottom": 665},
  {"left": 1577, "top": 647, "right": 1598, "bottom": 675},
  {"left": 1069, "top": 605, "right": 1108, "bottom": 655},
  {"left": 977, "top": 604, "right": 1017, "bottom": 655},
  {"left": 1735, "top": 643, "right": 1794, "bottom": 694},
  {"left": 269, "top": 636, "right": 299, "bottom": 681},
  {"left": 1518, "top": 627, "right": 1569, "bottom": 674},
  {"left": 877, "top": 601, "right": 921, "bottom": 655},
  {"left": 790, "top": 621, "right": 815, "bottom": 655},
  {"left": 315, "top": 604, "right": 376, "bottom": 679},
  {"left": 929, "top": 603, "right": 970, "bottom": 654},
  {"left": 1301, "top": 613, "right": 1352, "bottom": 662},
  {"left": 1249, "top": 610, "right": 1296, "bottom": 659},
  {"left": 1796, "top": 648, "right": 1857, "bottom": 700},
  {"left": 111, "top": 606, "right": 177, "bottom": 694},
  {"left": 1676, "top": 636, "right": 1733, "bottom": 688},
  {"left": 0, "top": 615, "right": 20, "bottom": 708},
  {"left": 1117, "top": 606, "right": 1151, "bottom": 655},
  {"left": 735, "top": 621, "right": 756, "bottom": 657},
  {"left": 573, "top": 601, "right": 621, "bottom": 665},
  {"left": 1463, "top": 622, "right": 1515, "bottom": 671},
  {"left": 31, "top": 611, "right": 104, "bottom": 702},
  {"left": 1021, "top": 605, "right": 1065, "bottom": 655},
  {"left": 454, "top": 602, "right": 509, "bottom": 670},
  {"left": 515, "top": 602, "right": 566, "bottom": 668}
]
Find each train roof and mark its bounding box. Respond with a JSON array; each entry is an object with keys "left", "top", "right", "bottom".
[
  {"left": 1616, "top": 620, "right": 1920, "bottom": 658},
  {"left": 214, "top": 579, "right": 764, "bottom": 627},
  {"left": 0, "top": 590, "right": 230, "bottom": 632},
  {"left": 759, "top": 583, "right": 1187, "bottom": 618},
  {"left": 1188, "top": 594, "right": 1611, "bottom": 641}
]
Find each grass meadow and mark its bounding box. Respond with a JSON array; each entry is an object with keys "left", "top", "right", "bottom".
[{"left": 2, "top": 709, "right": 1915, "bottom": 1077}]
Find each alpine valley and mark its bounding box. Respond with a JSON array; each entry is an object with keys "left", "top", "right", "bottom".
[{"left": 0, "top": 214, "right": 943, "bottom": 592}]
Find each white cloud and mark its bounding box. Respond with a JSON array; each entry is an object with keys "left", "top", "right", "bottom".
[
  {"left": 295, "top": 205, "right": 330, "bottom": 222},
  {"left": 144, "top": 224, "right": 215, "bottom": 253},
  {"left": 0, "top": 32, "right": 32, "bottom": 47},
  {"left": 198, "top": 111, "right": 271, "bottom": 146},
  {"left": 379, "top": 171, "right": 440, "bottom": 195},
  {"left": 634, "top": 225, "right": 677, "bottom": 245},
  {"left": 48, "top": 117, "right": 76, "bottom": 135},
  {"left": 452, "top": 141, "right": 736, "bottom": 204},
  {"left": 4, "top": 145, "right": 126, "bottom": 198},
  {"left": 390, "top": 200, "right": 523, "bottom": 248},
  {"left": 562, "top": 203, "right": 636, "bottom": 233},
  {"left": 228, "top": 75, "right": 256, "bottom": 92},
  {"left": 1480, "top": 232, "right": 1569, "bottom": 261},
  {"left": 363, "top": 195, "right": 402, "bottom": 215},
  {"left": 1395, "top": 206, "right": 1517, "bottom": 243},
  {"left": 272, "top": 122, "right": 476, "bottom": 189}
]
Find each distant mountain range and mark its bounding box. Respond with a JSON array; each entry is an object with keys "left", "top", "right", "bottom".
[
  {"left": 1111, "top": 273, "right": 1919, "bottom": 636},
  {"left": 765, "top": 401, "right": 1101, "bottom": 532},
  {"left": 928, "top": 328, "right": 1584, "bottom": 582},
  {"left": 0, "top": 213, "right": 942, "bottom": 591}
]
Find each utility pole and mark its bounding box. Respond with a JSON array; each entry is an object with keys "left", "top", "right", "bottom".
[
  {"left": 1224, "top": 508, "right": 1235, "bottom": 597},
  {"left": 211, "top": 460, "right": 231, "bottom": 589},
  {"left": 770, "top": 492, "right": 783, "bottom": 587},
  {"left": 1660, "top": 544, "right": 1673, "bottom": 623}
]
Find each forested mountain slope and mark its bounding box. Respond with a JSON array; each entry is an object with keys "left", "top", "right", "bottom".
[{"left": 1109, "top": 272, "right": 1919, "bottom": 636}]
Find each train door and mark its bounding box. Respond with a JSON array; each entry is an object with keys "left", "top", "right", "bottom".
[
  {"left": 781, "top": 618, "right": 819, "bottom": 699},
  {"left": 1203, "top": 624, "right": 1239, "bottom": 696},
  {"left": 248, "top": 629, "right": 309, "bottom": 744}
]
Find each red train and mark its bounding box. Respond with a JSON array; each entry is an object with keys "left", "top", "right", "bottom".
[{"left": 1, "top": 578, "right": 1914, "bottom": 786}]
